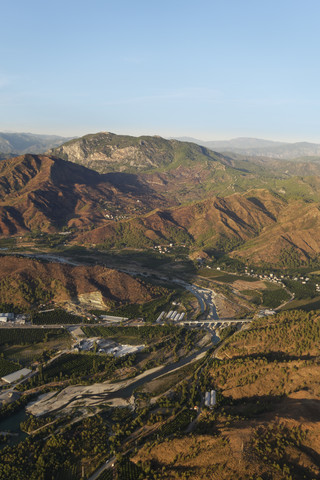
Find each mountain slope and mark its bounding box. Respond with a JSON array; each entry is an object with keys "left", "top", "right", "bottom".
[
  {"left": 0, "top": 154, "right": 168, "bottom": 235},
  {"left": 50, "top": 132, "right": 320, "bottom": 205},
  {"left": 232, "top": 199, "right": 320, "bottom": 264},
  {"left": 0, "top": 255, "right": 159, "bottom": 308},
  {"left": 73, "top": 190, "right": 282, "bottom": 251},
  {"left": 74, "top": 188, "right": 320, "bottom": 265},
  {"left": 50, "top": 131, "right": 232, "bottom": 173}
]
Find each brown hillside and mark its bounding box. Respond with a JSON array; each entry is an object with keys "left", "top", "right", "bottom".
[
  {"left": 232, "top": 199, "right": 320, "bottom": 263},
  {"left": 0, "top": 154, "right": 168, "bottom": 235},
  {"left": 0, "top": 255, "right": 157, "bottom": 307},
  {"left": 133, "top": 311, "right": 320, "bottom": 479},
  {"left": 74, "top": 190, "right": 284, "bottom": 250}
]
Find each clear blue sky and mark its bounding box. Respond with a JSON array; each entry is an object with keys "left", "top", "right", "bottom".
[{"left": 1, "top": 0, "right": 320, "bottom": 141}]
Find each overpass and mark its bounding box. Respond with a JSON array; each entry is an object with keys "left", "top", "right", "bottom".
[{"left": 181, "top": 319, "right": 252, "bottom": 326}]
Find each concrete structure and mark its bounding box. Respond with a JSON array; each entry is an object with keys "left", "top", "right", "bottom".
[
  {"left": 156, "top": 311, "right": 165, "bottom": 323},
  {"left": 15, "top": 314, "right": 27, "bottom": 324},
  {"left": 204, "top": 389, "right": 216, "bottom": 408},
  {"left": 100, "top": 315, "right": 128, "bottom": 322},
  {"left": 0, "top": 313, "right": 14, "bottom": 322},
  {"left": 2, "top": 368, "right": 32, "bottom": 384}
]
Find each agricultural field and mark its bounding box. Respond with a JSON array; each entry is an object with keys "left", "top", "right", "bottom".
[
  {"left": 0, "top": 357, "right": 20, "bottom": 377},
  {"left": 32, "top": 309, "right": 84, "bottom": 325},
  {"left": 83, "top": 325, "right": 196, "bottom": 346},
  {"left": 0, "top": 328, "right": 68, "bottom": 346},
  {"left": 0, "top": 328, "right": 71, "bottom": 366},
  {"left": 196, "top": 268, "right": 256, "bottom": 283},
  {"left": 92, "top": 295, "right": 172, "bottom": 323},
  {"left": 0, "top": 415, "right": 110, "bottom": 480},
  {"left": 27, "top": 353, "right": 119, "bottom": 387},
  {"left": 155, "top": 409, "right": 196, "bottom": 440},
  {"left": 280, "top": 295, "right": 320, "bottom": 312},
  {"left": 240, "top": 285, "right": 291, "bottom": 309},
  {"left": 115, "top": 457, "right": 145, "bottom": 480}
]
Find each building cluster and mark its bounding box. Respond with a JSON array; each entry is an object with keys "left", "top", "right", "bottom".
[
  {"left": 154, "top": 243, "right": 173, "bottom": 254},
  {"left": 256, "top": 309, "right": 276, "bottom": 318},
  {"left": 0, "top": 313, "right": 27, "bottom": 324},
  {"left": 204, "top": 389, "right": 216, "bottom": 408},
  {"left": 244, "top": 268, "right": 286, "bottom": 286},
  {"left": 156, "top": 310, "right": 185, "bottom": 323},
  {"left": 244, "top": 268, "right": 314, "bottom": 287},
  {"left": 99, "top": 314, "right": 128, "bottom": 323},
  {"left": 73, "top": 337, "right": 144, "bottom": 357},
  {"left": 104, "top": 213, "right": 130, "bottom": 220}
]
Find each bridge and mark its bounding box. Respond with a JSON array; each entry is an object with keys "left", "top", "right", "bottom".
[{"left": 181, "top": 319, "right": 253, "bottom": 326}]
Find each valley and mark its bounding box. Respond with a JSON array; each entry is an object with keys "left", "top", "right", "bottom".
[{"left": 0, "top": 133, "right": 319, "bottom": 479}]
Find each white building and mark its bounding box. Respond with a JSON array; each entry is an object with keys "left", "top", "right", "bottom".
[
  {"left": 0, "top": 313, "right": 14, "bottom": 322},
  {"left": 205, "top": 389, "right": 216, "bottom": 408},
  {"left": 2, "top": 368, "right": 32, "bottom": 384}
]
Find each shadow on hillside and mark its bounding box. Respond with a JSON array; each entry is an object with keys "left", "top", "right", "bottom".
[
  {"left": 103, "top": 172, "right": 156, "bottom": 195},
  {"left": 223, "top": 394, "right": 320, "bottom": 423}
]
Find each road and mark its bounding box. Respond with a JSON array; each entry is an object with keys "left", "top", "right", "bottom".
[{"left": 87, "top": 456, "right": 115, "bottom": 480}]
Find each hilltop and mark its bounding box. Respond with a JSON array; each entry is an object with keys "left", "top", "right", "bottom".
[
  {"left": 49, "top": 131, "right": 230, "bottom": 173},
  {"left": 50, "top": 132, "right": 320, "bottom": 203}
]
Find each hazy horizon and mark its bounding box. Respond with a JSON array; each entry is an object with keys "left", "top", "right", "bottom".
[
  {"left": 2, "top": 1, "right": 320, "bottom": 143},
  {"left": 2, "top": 129, "right": 320, "bottom": 145}
]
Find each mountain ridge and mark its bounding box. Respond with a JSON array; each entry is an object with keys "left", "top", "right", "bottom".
[
  {"left": 175, "top": 136, "right": 320, "bottom": 159},
  {"left": 0, "top": 132, "right": 73, "bottom": 157}
]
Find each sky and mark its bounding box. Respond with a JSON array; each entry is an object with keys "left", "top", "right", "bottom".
[{"left": 1, "top": 0, "right": 320, "bottom": 142}]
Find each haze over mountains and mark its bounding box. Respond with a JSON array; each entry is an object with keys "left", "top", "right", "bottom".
[
  {"left": 176, "top": 136, "right": 320, "bottom": 159},
  {"left": 0, "top": 132, "right": 72, "bottom": 159}
]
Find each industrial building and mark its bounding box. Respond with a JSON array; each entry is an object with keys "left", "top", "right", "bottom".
[
  {"left": 204, "top": 389, "right": 216, "bottom": 408},
  {"left": 1, "top": 368, "right": 32, "bottom": 384},
  {"left": 100, "top": 315, "right": 128, "bottom": 323},
  {"left": 0, "top": 313, "right": 14, "bottom": 323}
]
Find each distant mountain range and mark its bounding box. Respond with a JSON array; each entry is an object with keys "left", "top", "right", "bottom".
[
  {"left": 0, "top": 132, "right": 73, "bottom": 158},
  {"left": 3, "top": 131, "right": 320, "bottom": 162},
  {"left": 175, "top": 136, "right": 320, "bottom": 160}
]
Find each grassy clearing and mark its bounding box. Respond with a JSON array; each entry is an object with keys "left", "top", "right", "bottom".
[
  {"left": 0, "top": 329, "right": 71, "bottom": 366},
  {"left": 280, "top": 295, "right": 320, "bottom": 312},
  {"left": 138, "top": 363, "right": 196, "bottom": 397},
  {"left": 32, "top": 309, "right": 84, "bottom": 325},
  {"left": 92, "top": 294, "right": 175, "bottom": 323},
  {"left": 197, "top": 268, "right": 256, "bottom": 283}
]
